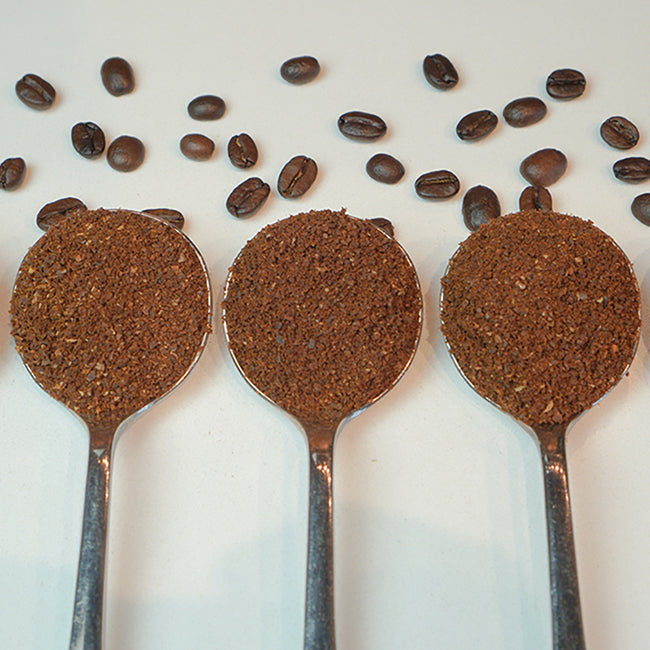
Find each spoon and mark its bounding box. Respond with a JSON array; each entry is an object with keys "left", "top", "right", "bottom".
[{"left": 10, "top": 209, "right": 212, "bottom": 650}]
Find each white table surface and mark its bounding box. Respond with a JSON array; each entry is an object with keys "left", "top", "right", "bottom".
[{"left": 1, "top": 0, "right": 649, "bottom": 648}]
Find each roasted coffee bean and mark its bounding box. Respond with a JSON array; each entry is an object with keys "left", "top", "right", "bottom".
[
  {"left": 228, "top": 133, "right": 258, "bottom": 168},
  {"left": 546, "top": 68, "right": 586, "bottom": 100},
  {"left": 612, "top": 157, "right": 650, "bottom": 183},
  {"left": 519, "top": 148, "right": 567, "bottom": 186},
  {"left": 36, "top": 197, "right": 87, "bottom": 231},
  {"left": 71, "top": 122, "right": 106, "bottom": 159},
  {"left": 280, "top": 56, "right": 320, "bottom": 84},
  {"left": 338, "top": 111, "right": 387, "bottom": 141},
  {"left": 368, "top": 217, "right": 394, "bottom": 237},
  {"left": 107, "top": 135, "right": 145, "bottom": 172},
  {"left": 519, "top": 185, "right": 553, "bottom": 212},
  {"left": 15, "top": 73, "right": 56, "bottom": 110},
  {"left": 422, "top": 53, "right": 459, "bottom": 90},
  {"left": 0, "top": 157, "right": 26, "bottom": 191},
  {"left": 100, "top": 57, "right": 135, "bottom": 96},
  {"left": 142, "top": 208, "right": 185, "bottom": 229},
  {"left": 631, "top": 194, "right": 650, "bottom": 226},
  {"left": 180, "top": 133, "right": 215, "bottom": 161},
  {"left": 462, "top": 185, "right": 500, "bottom": 231},
  {"left": 600, "top": 116, "right": 639, "bottom": 150},
  {"left": 503, "top": 97, "right": 547, "bottom": 127},
  {"left": 277, "top": 155, "right": 318, "bottom": 198},
  {"left": 226, "top": 177, "right": 270, "bottom": 217},
  {"left": 188, "top": 95, "right": 226, "bottom": 121},
  {"left": 366, "top": 153, "right": 405, "bottom": 184},
  {"left": 456, "top": 110, "right": 498, "bottom": 141},
  {"left": 414, "top": 170, "right": 460, "bottom": 199}
]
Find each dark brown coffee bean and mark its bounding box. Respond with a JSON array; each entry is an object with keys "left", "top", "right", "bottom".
[
  {"left": 277, "top": 155, "right": 318, "bottom": 198},
  {"left": 503, "top": 97, "right": 547, "bottom": 127},
  {"left": 414, "top": 170, "right": 460, "bottom": 199},
  {"left": 368, "top": 217, "right": 394, "bottom": 237},
  {"left": 36, "top": 197, "right": 87, "bottom": 231},
  {"left": 600, "top": 116, "right": 639, "bottom": 150},
  {"left": 422, "top": 53, "right": 459, "bottom": 90},
  {"left": 142, "top": 208, "right": 185, "bottom": 229},
  {"left": 613, "top": 157, "right": 650, "bottom": 183},
  {"left": 100, "top": 57, "right": 135, "bottom": 96},
  {"left": 546, "top": 68, "right": 586, "bottom": 100},
  {"left": 107, "top": 135, "right": 145, "bottom": 172},
  {"left": 188, "top": 95, "right": 226, "bottom": 121},
  {"left": 280, "top": 56, "right": 320, "bottom": 84},
  {"left": 0, "top": 157, "right": 26, "bottom": 191},
  {"left": 338, "top": 111, "right": 387, "bottom": 141},
  {"left": 180, "top": 133, "right": 215, "bottom": 161},
  {"left": 519, "top": 148, "right": 567, "bottom": 186},
  {"left": 15, "top": 73, "right": 56, "bottom": 110},
  {"left": 228, "top": 133, "right": 258, "bottom": 169},
  {"left": 462, "top": 185, "right": 500, "bottom": 231},
  {"left": 456, "top": 110, "right": 498, "bottom": 141},
  {"left": 519, "top": 185, "right": 553, "bottom": 212},
  {"left": 631, "top": 194, "right": 650, "bottom": 226},
  {"left": 366, "top": 153, "right": 405, "bottom": 184},
  {"left": 71, "top": 122, "right": 106, "bottom": 159},
  {"left": 226, "top": 177, "right": 270, "bottom": 218}
]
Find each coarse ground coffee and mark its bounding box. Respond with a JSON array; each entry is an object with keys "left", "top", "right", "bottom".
[{"left": 440, "top": 210, "right": 640, "bottom": 428}]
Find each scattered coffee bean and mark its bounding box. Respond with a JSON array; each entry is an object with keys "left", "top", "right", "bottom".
[
  {"left": 422, "top": 53, "right": 459, "bottom": 90},
  {"left": 414, "top": 170, "right": 460, "bottom": 199},
  {"left": 519, "top": 148, "right": 567, "bottom": 186},
  {"left": 142, "top": 208, "right": 185, "bottom": 229},
  {"left": 71, "top": 122, "right": 106, "bottom": 159},
  {"left": 36, "top": 197, "right": 87, "bottom": 231},
  {"left": 277, "top": 155, "right": 318, "bottom": 198},
  {"left": 612, "top": 157, "right": 650, "bottom": 183},
  {"left": 100, "top": 57, "right": 135, "bottom": 96},
  {"left": 15, "top": 73, "right": 56, "bottom": 110},
  {"left": 188, "top": 95, "right": 226, "bottom": 121},
  {"left": 503, "top": 97, "right": 547, "bottom": 127},
  {"left": 366, "top": 153, "right": 405, "bottom": 184},
  {"left": 180, "top": 133, "right": 215, "bottom": 161},
  {"left": 338, "top": 111, "right": 387, "bottom": 141},
  {"left": 107, "top": 135, "right": 145, "bottom": 172},
  {"left": 0, "top": 157, "right": 26, "bottom": 191},
  {"left": 631, "top": 194, "right": 650, "bottom": 226},
  {"left": 546, "top": 68, "right": 586, "bottom": 100},
  {"left": 280, "top": 56, "right": 320, "bottom": 84},
  {"left": 456, "top": 109, "right": 498, "bottom": 141},
  {"left": 228, "top": 133, "right": 258, "bottom": 168},
  {"left": 600, "top": 116, "right": 639, "bottom": 150},
  {"left": 368, "top": 217, "right": 395, "bottom": 237},
  {"left": 462, "top": 185, "right": 500, "bottom": 231},
  {"left": 519, "top": 185, "right": 553, "bottom": 212},
  {"left": 226, "top": 177, "right": 271, "bottom": 218}
]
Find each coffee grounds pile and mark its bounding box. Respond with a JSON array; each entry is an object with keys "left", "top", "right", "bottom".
[
  {"left": 10, "top": 208, "right": 211, "bottom": 426},
  {"left": 222, "top": 209, "right": 422, "bottom": 425},
  {"left": 440, "top": 210, "right": 640, "bottom": 427}
]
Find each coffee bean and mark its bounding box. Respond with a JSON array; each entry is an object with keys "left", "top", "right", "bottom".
[
  {"left": 503, "top": 97, "right": 547, "bottom": 127},
  {"left": 280, "top": 56, "right": 320, "bottom": 85},
  {"left": 0, "top": 157, "right": 26, "bottom": 191},
  {"left": 368, "top": 217, "right": 394, "bottom": 237},
  {"left": 71, "top": 122, "right": 106, "bottom": 159},
  {"left": 338, "top": 111, "right": 387, "bottom": 141},
  {"left": 226, "top": 177, "right": 271, "bottom": 217},
  {"left": 456, "top": 110, "right": 498, "bottom": 141},
  {"left": 414, "top": 170, "right": 460, "bottom": 199},
  {"left": 278, "top": 156, "right": 318, "bottom": 198},
  {"left": 519, "top": 148, "right": 567, "bottom": 186},
  {"left": 631, "top": 194, "right": 650, "bottom": 226},
  {"left": 612, "top": 157, "right": 650, "bottom": 183},
  {"left": 228, "top": 133, "right": 258, "bottom": 168},
  {"left": 100, "top": 57, "right": 135, "bottom": 96},
  {"left": 142, "top": 208, "right": 185, "bottom": 229},
  {"left": 36, "top": 197, "right": 87, "bottom": 231},
  {"left": 366, "top": 153, "right": 405, "bottom": 184},
  {"left": 519, "top": 185, "right": 553, "bottom": 212},
  {"left": 15, "top": 73, "right": 56, "bottom": 110},
  {"left": 422, "top": 53, "right": 459, "bottom": 90},
  {"left": 180, "top": 133, "right": 215, "bottom": 161},
  {"left": 188, "top": 95, "right": 226, "bottom": 121},
  {"left": 107, "top": 135, "right": 145, "bottom": 172},
  {"left": 546, "top": 68, "right": 586, "bottom": 100},
  {"left": 600, "top": 116, "right": 639, "bottom": 150},
  {"left": 462, "top": 185, "right": 500, "bottom": 231}
]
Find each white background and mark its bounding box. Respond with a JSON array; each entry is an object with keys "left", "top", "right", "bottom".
[{"left": 1, "top": 0, "right": 650, "bottom": 648}]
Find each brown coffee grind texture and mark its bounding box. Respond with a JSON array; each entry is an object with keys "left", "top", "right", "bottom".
[
  {"left": 10, "top": 208, "right": 211, "bottom": 426},
  {"left": 440, "top": 210, "right": 640, "bottom": 428},
  {"left": 222, "top": 209, "right": 422, "bottom": 425}
]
